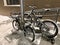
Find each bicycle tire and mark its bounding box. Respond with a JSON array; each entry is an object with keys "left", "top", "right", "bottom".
[
  {"left": 12, "top": 20, "right": 20, "bottom": 31},
  {"left": 24, "top": 26, "right": 35, "bottom": 42},
  {"left": 42, "top": 20, "right": 58, "bottom": 38}
]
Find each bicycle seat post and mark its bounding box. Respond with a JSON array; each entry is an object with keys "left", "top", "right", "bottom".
[
  {"left": 29, "top": 5, "right": 37, "bottom": 13},
  {"left": 29, "top": 5, "right": 38, "bottom": 25}
]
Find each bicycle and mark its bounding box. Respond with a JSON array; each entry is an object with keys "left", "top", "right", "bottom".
[
  {"left": 11, "top": 6, "right": 58, "bottom": 42},
  {"left": 10, "top": 12, "right": 35, "bottom": 42},
  {"left": 27, "top": 6, "right": 58, "bottom": 38}
]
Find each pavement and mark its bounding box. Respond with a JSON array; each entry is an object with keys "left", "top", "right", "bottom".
[{"left": 0, "top": 15, "right": 60, "bottom": 45}]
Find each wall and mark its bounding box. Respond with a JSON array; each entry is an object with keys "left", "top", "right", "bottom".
[
  {"left": 0, "top": 0, "right": 60, "bottom": 15},
  {"left": 34, "top": 0, "right": 60, "bottom": 8},
  {"left": 0, "top": 0, "right": 60, "bottom": 21},
  {"left": 0, "top": 0, "right": 20, "bottom": 16}
]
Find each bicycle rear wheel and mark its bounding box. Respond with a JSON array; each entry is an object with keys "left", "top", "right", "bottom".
[
  {"left": 41, "top": 20, "right": 58, "bottom": 38},
  {"left": 24, "top": 26, "right": 35, "bottom": 42},
  {"left": 12, "top": 20, "right": 20, "bottom": 30}
]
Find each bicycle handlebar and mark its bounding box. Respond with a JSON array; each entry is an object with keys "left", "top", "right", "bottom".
[{"left": 29, "top": 6, "right": 37, "bottom": 10}]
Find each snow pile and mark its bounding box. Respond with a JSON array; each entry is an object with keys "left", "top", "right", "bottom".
[
  {"left": 57, "top": 22, "right": 60, "bottom": 34},
  {"left": 0, "top": 15, "right": 11, "bottom": 24}
]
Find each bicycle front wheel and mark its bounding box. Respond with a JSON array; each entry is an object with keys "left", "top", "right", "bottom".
[
  {"left": 24, "top": 26, "right": 35, "bottom": 42},
  {"left": 41, "top": 20, "right": 58, "bottom": 38}
]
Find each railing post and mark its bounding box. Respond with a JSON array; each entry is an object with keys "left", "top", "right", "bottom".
[
  {"left": 55, "top": 8, "right": 59, "bottom": 23},
  {"left": 20, "top": 0, "right": 24, "bottom": 23},
  {"left": 20, "top": 0, "right": 24, "bottom": 29}
]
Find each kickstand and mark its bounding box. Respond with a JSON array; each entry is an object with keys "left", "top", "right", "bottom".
[
  {"left": 50, "top": 38, "right": 55, "bottom": 45},
  {"left": 46, "top": 37, "right": 55, "bottom": 45}
]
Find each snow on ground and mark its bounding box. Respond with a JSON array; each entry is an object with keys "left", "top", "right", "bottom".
[
  {"left": 0, "top": 15, "right": 42, "bottom": 45},
  {"left": 0, "top": 15, "right": 10, "bottom": 22},
  {"left": 57, "top": 22, "right": 60, "bottom": 34},
  {"left": 0, "top": 15, "right": 60, "bottom": 45}
]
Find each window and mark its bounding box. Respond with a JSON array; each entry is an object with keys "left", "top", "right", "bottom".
[{"left": 3, "top": 0, "right": 20, "bottom": 6}]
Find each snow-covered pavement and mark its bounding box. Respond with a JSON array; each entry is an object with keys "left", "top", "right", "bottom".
[
  {"left": 0, "top": 15, "right": 42, "bottom": 45},
  {"left": 0, "top": 15, "right": 60, "bottom": 45}
]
